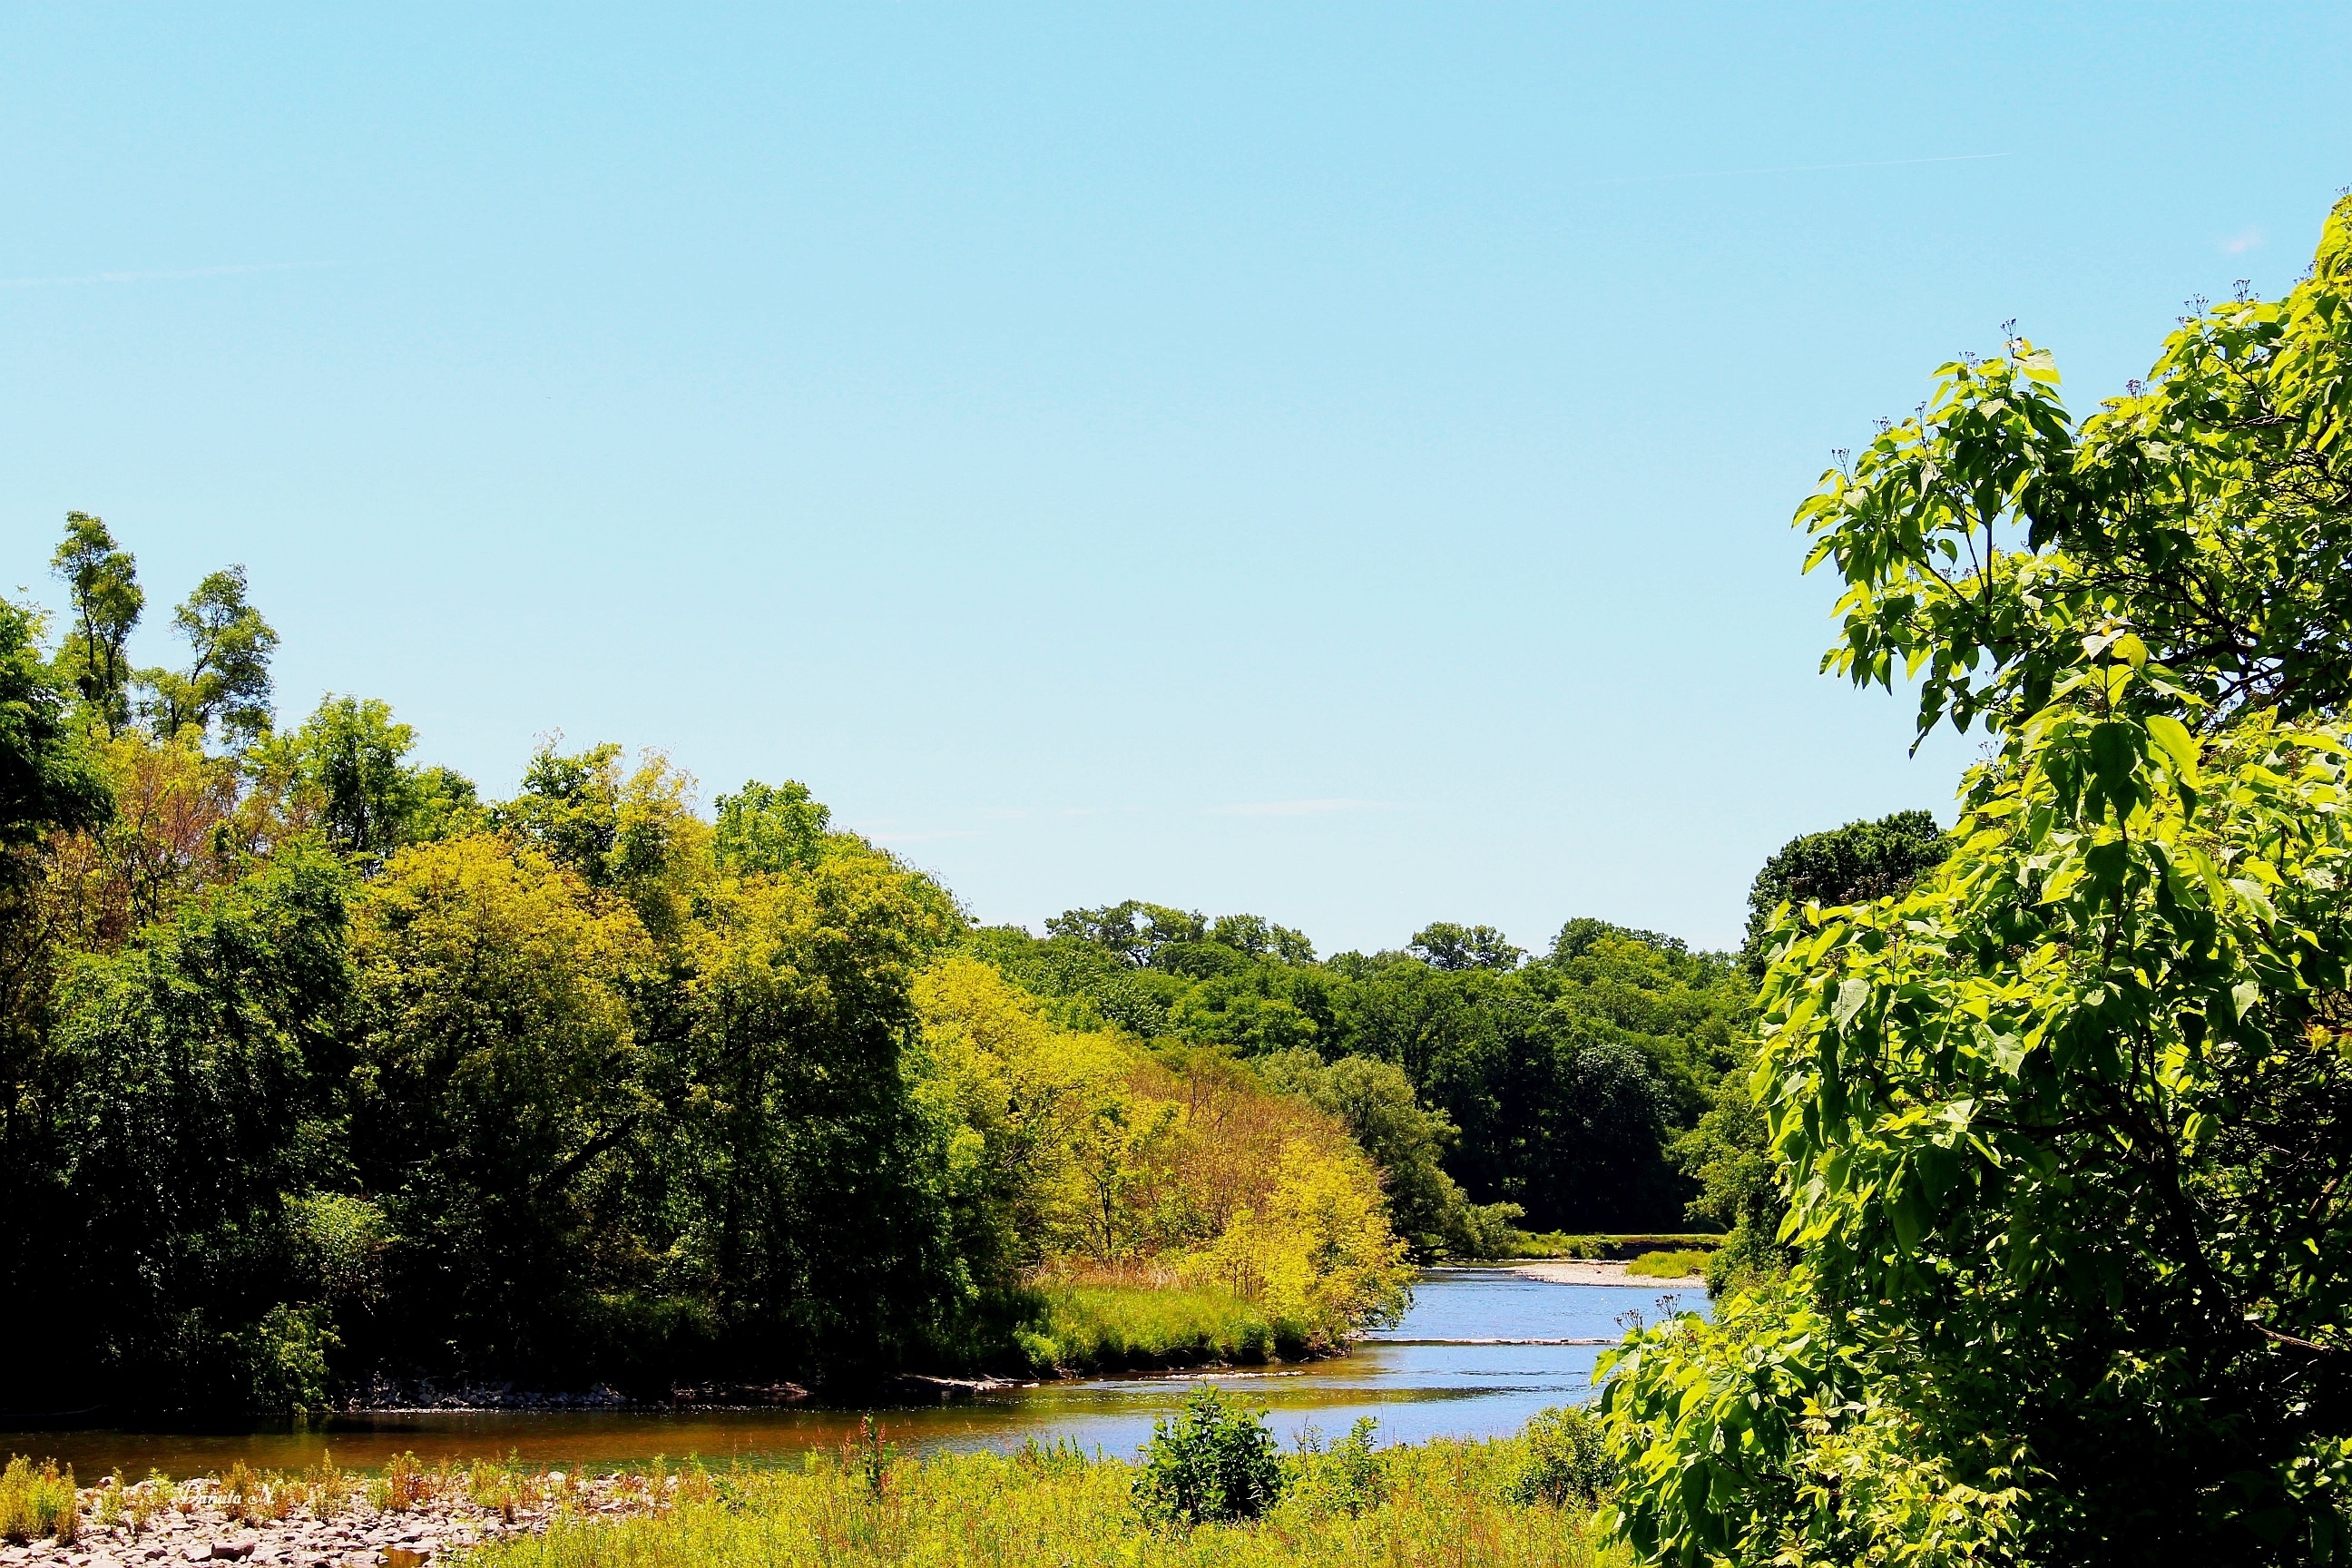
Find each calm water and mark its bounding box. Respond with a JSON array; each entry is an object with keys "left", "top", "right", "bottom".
[{"left": 5, "top": 1269, "right": 1706, "bottom": 1476}]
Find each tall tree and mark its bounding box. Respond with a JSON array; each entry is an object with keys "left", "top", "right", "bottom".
[
  {"left": 142, "top": 566, "right": 279, "bottom": 749},
  {"left": 48, "top": 513, "right": 143, "bottom": 740}
]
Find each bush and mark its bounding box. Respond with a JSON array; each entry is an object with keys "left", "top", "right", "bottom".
[
  {"left": 1623, "top": 1250, "right": 1710, "bottom": 1279},
  {"left": 1505, "top": 1407, "right": 1616, "bottom": 1508},
  {"left": 0, "top": 1456, "right": 79, "bottom": 1544},
  {"left": 1133, "top": 1387, "right": 1286, "bottom": 1528}
]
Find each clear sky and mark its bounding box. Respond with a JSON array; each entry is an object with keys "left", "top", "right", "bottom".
[{"left": 5, "top": 5, "right": 2347, "bottom": 956}]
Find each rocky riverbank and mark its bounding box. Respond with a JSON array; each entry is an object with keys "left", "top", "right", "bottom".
[{"left": 3, "top": 1466, "right": 681, "bottom": 1567}]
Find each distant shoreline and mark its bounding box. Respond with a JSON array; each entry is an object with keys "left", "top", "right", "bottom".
[{"left": 1478, "top": 1259, "right": 1707, "bottom": 1291}]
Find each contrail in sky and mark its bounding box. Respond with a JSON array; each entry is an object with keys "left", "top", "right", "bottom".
[
  {"left": 1588, "top": 151, "right": 2008, "bottom": 186},
  {"left": 0, "top": 260, "right": 309, "bottom": 289}
]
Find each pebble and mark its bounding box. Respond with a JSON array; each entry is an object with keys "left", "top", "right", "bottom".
[{"left": 5, "top": 1473, "right": 678, "bottom": 1567}]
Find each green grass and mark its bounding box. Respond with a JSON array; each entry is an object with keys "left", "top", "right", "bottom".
[
  {"left": 1021, "top": 1286, "right": 1315, "bottom": 1374},
  {"left": 463, "top": 1436, "right": 1629, "bottom": 1568},
  {"left": 1622, "top": 1250, "right": 1710, "bottom": 1279}
]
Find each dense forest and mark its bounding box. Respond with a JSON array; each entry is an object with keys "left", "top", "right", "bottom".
[{"left": 0, "top": 514, "right": 1916, "bottom": 1416}]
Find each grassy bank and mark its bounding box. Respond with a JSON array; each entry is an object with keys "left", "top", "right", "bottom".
[
  {"left": 467, "top": 1436, "right": 1628, "bottom": 1568},
  {"left": 1017, "top": 1286, "right": 1318, "bottom": 1374}
]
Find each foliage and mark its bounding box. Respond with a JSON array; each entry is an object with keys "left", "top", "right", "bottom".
[
  {"left": 1621, "top": 1250, "right": 1708, "bottom": 1279},
  {"left": 979, "top": 915, "right": 1749, "bottom": 1234},
  {"left": 1601, "top": 1279, "right": 2026, "bottom": 1567},
  {"left": 1507, "top": 1406, "right": 1618, "bottom": 1509},
  {"left": 0, "top": 1456, "right": 79, "bottom": 1544},
  {"left": 1136, "top": 1387, "right": 1289, "bottom": 1529},
  {"left": 1737, "top": 809, "right": 1946, "bottom": 975},
  {"left": 0, "top": 598, "right": 110, "bottom": 854},
  {"left": 1606, "top": 193, "right": 2352, "bottom": 1564},
  {"left": 468, "top": 1437, "right": 1628, "bottom": 1568},
  {"left": 266, "top": 696, "right": 482, "bottom": 858},
  {"left": 140, "top": 566, "right": 278, "bottom": 750},
  {"left": 1296, "top": 1417, "right": 1389, "bottom": 1515},
  {"left": 1254, "top": 1049, "right": 1496, "bottom": 1260},
  {"left": 712, "top": 779, "right": 831, "bottom": 875}
]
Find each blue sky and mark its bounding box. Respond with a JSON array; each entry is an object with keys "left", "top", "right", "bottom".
[{"left": 5, "top": 5, "right": 2347, "bottom": 955}]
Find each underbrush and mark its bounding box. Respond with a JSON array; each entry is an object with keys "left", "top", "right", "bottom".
[
  {"left": 1622, "top": 1250, "right": 1710, "bottom": 1279},
  {"left": 1018, "top": 1285, "right": 1317, "bottom": 1374},
  {"left": 465, "top": 1417, "right": 1628, "bottom": 1568}
]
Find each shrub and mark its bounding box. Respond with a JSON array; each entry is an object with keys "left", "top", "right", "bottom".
[
  {"left": 1623, "top": 1249, "right": 1710, "bottom": 1279},
  {"left": 1505, "top": 1406, "right": 1616, "bottom": 1507},
  {"left": 0, "top": 1456, "right": 79, "bottom": 1544},
  {"left": 1133, "top": 1387, "right": 1286, "bottom": 1528}
]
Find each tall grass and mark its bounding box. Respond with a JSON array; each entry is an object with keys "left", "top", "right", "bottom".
[
  {"left": 1022, "top": 1285, "right": 1315, "bottom": 1373},
  {"left": 1622, "top": 1250, "right": 1710, "bottom": 1279},
  {"left": 466, "top": 1437, "right": 1628, "bottom": 1568}
]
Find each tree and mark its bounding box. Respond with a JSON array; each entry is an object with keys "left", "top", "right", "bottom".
[
  {"left": 1739, "top": 808, "right": 1947, "bottom": 974},
  {"left": 48, "top": 513, "right": 143, "bottom": 740},
  {"left": 712, "top": 779, "right": 831, "bottom": 874},
  {"left": 0, "top": 599, "right": 111, "bottom": 854},
  {"left": 348, "top": 834, "right": 653, "bottom": 1374},
  {"left": 1046, "top": 900, "right": 1206, "bottom": 966},
  {"left": 1408, "top": 921, "right": 1524, "bottom": 972},
  {"left": 141, "top": 566, "right": 279, "bottom": 749},
  {"left": 1604, "top": 192, "right": 2352, "bottom": 1565},
  {"left": 1256, "top": 1048, "right": 1482, "bottom": 1259}
]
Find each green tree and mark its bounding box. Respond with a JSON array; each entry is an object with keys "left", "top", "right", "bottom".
[
  {"left": 1408, "top": 921, "right": 1524, "bottom": 971},
  {"left": 348, "top": 834, "right": 653, "bottom": 1375},
  {"left": 14, "top": 847, "right": 354, "bottom": 1410},
  {"left": 48, "top": 513, "right": 143, "bottom": 740},
  {"left": 712, "top": 779, "right": 831, "bottom": 874},
  {"left": 0, "top": 599, "right": 112, "bottom": 854},
  {"left": 141, "top": 566, "right": 279, "bottom": 749},
  {"left": 273, "top": 696, "right": 442, "bottom": 858},
  {"left": 1255, "top": 1048, "right": 1492, "bottom": 1259},
  {"left": 1739, "top": 808, "right": 1947, "bottom": 974},
  {"left": 1604, "top": 192, "right": 2352, "bottom": 1565}
]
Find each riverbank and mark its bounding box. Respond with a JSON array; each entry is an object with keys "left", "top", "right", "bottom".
[
  {"left": 0, "top": 1435, "right": 1628, "bottom": 1568},
  {"left": 0, "top": 1460, "right": 674, "bottom": 1567},
  {"left": 1495, "top": 1260, "right": 1706, "bottom": 1290}
]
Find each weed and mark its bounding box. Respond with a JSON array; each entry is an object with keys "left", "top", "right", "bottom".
[
  {"left": 0, "top": 1456, "right": 79, "bottom": 1544},
  {"left": 1624, "top": 1249, "right": 1710, "bottom": 1279},
  {"left": 308, "top": 1454, "right": 350, "bottom": 1519},
  {"left": 128, "top": 1472, "right": 167, "bottom": 1532},
  {"left": 843, "top": 1420, "right": 895, "bottom": 1499},
  {"left": 377, "top": 1451, "right": 426, "bottom": 1513},
  {"left": 460, "top": 1438, "right": 1628, "bottom": 1568}
]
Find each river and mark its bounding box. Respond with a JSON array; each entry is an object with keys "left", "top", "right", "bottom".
[{"left": 2, "top": 1269, "right": 1707, "bottom": 1476}]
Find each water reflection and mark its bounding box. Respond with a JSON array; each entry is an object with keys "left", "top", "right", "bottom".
[{"left": 5, "top": 1269, "right": 1706, "bottom": 1475}]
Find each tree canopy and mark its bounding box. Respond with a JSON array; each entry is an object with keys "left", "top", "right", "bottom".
[{"left": 1602, "top": 191, "right": 2352, "bottom": 1566}]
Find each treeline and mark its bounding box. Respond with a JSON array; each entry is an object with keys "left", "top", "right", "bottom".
[
  {"left": 975, "top": 910, "right": 1751, "bottom": 1240},
  {"left": 0, "top": 512, "right": 1936, "bottom": 1417},
  {"left": 0, "top": 520, "right": 1420, "bottom": 1414}
]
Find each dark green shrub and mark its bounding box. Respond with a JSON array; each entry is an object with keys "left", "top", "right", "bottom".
[
  {"left": 1505, "top": 1406, "right": 1617, "bottom": 1507},
  {"left": 1133, "top": 1387, "right": 1286, "bottom": 1528}
]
